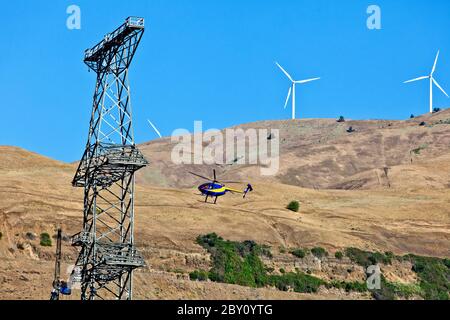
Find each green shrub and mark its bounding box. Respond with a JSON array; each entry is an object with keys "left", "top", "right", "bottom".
[
  {"left": 388, "top": 282, "right": 423, "bottom": 299},
  {"left": 269, "top": 272, "right": 325, "bottom": 294},
  {"left": 443, "top": 259, "right": 450, "bottom": 269},
  {"left": 286, "top": 201, "right": 300, "bottom": 212},
  {"left": 195, "top": 234, "right": 449, "bottom": 300},
  {"left": 291, "top": 249, "right": 306, "bottom": 259},
  {"left": 370, "top": 276, "right": 423, "bottom": 300},
  {"left": 196, "top": 233, "right": 268, "bottom": 287},
  {"left": 279, "top": 247, "right": 286, "bottom": 254},
  {"left": 345, "top": 248, "right": 391, "bottom": 267},
  {"left": 335, "top": 251, "right": 344, "bottom": 260},
  {"left": 411, "top": 144, "right": 428, "bottom": 155},
  {"left": 40, "top": 232, "right": 52, "bottom": 247},
  {"left": 189, "top": 270, "right": 209, "bottom": 281},
  {"left": 311, "top": 247, "right": 328, "bottom": 258},
  {"left": 405, "top": 254, "right": 450, "bottom": 300}
]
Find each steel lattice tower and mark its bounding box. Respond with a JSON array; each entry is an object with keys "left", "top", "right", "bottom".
[{"left": 71, "top": 17, "right": 147, "bottom": 300}]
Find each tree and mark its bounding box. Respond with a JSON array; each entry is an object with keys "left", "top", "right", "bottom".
[
  {"left": 335, "top": 251, "right": 344, "bottom": 260},
  {"left": 337, "top": 116, "right": 345, "bottom": 123},
  {"left": 433, "top": 108, "right": 441, "bottom": 113},
  {"left": 291, "top": 249, "right": 306, "bottom": 259},
  {"left": 40, "top": 232, "right": 52, "bottom": 247}
]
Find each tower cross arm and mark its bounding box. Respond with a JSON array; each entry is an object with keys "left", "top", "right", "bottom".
[{"left": 84, "top": 17, "right": 145, "bottom": 64}]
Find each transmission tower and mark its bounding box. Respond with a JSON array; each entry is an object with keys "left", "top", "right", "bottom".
[{"left": 71, "top": 17, "right": 148, "bottom": 300}]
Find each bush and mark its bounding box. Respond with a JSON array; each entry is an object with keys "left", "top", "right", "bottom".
[
  {"left": 40, "top": 233, "right": 52, "bottom": 247},
  {"left": 405, "top": 254, "right": 450, "bottom": 300},
  {"left": 433, "top": 107, "right": 441, "bottom": 113},
  {"left": 196, "top": 233, "right": 268, "bottom": 287},
  {"left": 411, "top": 144, "right": 428, "bottom": 155},
  {"left": 189, "top": 270, "right": 209, "bottom": 281},
  {"left": 194, "top": 234, "right": 448, "bottom": 299},
  {"left": 0, "top": 232, "right": 2, "bottom": 240},
  {"left": 286, "top": 201, "right": 300, "bottom": 212},
  {"left": 311, "top": 247, "right": 328, "bottom": 258},
  {"left": 337, "top": 116, "right": 345, "bottom": 123},
  {"left": 269, "top": 272, "right": 325, "bottom": 294},
  {"left": 419, "top": 121, "right": 426, "bottom": 126},
  {"left": 291, "top": 249, "right": 306, "bottom": 259},
  {"left": 370, "top": 275, "right": 424, "bottom": 300},
  {"left": 410, "top": 114, "right": 415, "bottom": 119},
  {"left": 335, "top": 251, "right": 344, "bottom": 260},
  {"left": 345, "top": 248, "right": 391, "bottom": 267},
  {"left": 443, "top": 259, "right": 450, "bottom": 269}
]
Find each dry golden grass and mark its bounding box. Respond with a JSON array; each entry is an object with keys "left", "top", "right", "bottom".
[{"left": 1, "top": 111, "right": 450, "bottom": 299}]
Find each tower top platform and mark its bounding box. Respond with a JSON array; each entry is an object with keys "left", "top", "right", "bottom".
[{"left": 84, "top": 17, "right": 144, "bottom": 63}]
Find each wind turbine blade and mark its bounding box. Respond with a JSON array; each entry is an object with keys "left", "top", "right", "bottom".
[
  {"left": 275, "top": 62, "right": 294, "bottom": 82},
  {"left": 296, "top": 77, "right": 320, "bottom": 84},
  {"left": 433, "top": 78, "right": 449, "bottom": 98},
  {"left": 431, "top": 50, "right": 440, "bottom": 75},
  {"left": 404, "top": 76, "right": 429, "bottom": 84},
  {"left": 284, "top": 87, "right": 292, "bottom": 109},
  {"left": 147, "top": 119, "right": 162, "bottom": 138}
]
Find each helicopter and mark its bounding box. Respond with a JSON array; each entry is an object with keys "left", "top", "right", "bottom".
[{"left": 189, "top": 169, "right": 253, "bottom": 204}]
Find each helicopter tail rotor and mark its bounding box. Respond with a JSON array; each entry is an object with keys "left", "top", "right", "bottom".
[{"left": 243, "top": 184, "right": 253, "bottom": 198}]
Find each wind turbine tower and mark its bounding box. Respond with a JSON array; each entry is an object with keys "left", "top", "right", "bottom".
[
  {"left": 275, "top": 62, "right": 320, "bottom": 119},
  {"left": 404, "top": 50, "right": 449, "bottom": 113}
]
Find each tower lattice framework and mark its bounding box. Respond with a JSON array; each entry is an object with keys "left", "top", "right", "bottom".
[{"left": 72, "top": 17, "right": 147, "bottom": 300}]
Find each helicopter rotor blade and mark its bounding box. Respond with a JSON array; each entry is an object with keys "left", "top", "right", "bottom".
[{"left": 189, "top": 171, "right": 213, "bottom": 181}]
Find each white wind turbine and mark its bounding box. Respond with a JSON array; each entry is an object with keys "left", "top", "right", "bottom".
[
  {"left": 275, "top": 62, "right": 320, "bottom": 119},
  {"left": 147, "top": 119, "right": 162, "bottom": 138},
  {"left": 404, "top": 50, "right": 449, "bottom": 113}
]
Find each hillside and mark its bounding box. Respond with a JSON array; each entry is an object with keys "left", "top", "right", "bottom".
[
  {"left": 0, "top": 111, "right": 449, "bottom": 300},
  {"left": 138, "top": 110, "right": 450, "bottom": 190}
]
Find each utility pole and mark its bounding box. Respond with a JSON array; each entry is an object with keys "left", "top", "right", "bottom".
[{"left": 71, "top": 17, "right": 148, "bottom": 300}]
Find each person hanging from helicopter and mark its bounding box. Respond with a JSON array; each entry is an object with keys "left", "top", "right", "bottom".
[{"left": 190, "top": 169, "right": 253, "bottom": 204}]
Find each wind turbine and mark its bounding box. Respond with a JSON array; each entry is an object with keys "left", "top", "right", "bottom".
[
  {"left": 275, "top": 62, "right": 320, "bottom": 119},
  {"left": 404, "top": 50, "right": 449, "bottom": 113},
  {"left": 147, "top": 119, "right": 162, "bottom": 138}
]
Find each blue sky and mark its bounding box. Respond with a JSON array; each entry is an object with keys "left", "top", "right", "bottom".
[{"left": 1, "top": 0, "right": 449, "bottom": 162}]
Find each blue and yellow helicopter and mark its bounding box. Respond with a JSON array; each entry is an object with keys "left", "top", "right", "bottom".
[{"left": 189, "top": 169, "right": 253, "bottom": 204}]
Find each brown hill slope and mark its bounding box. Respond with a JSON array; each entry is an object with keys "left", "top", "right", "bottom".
[
  {"left": 0, "top": 112, "right": 450, "bottom": 300},
  {"left": 137, "top": 109, "right": 450, "bottom": 190}
]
